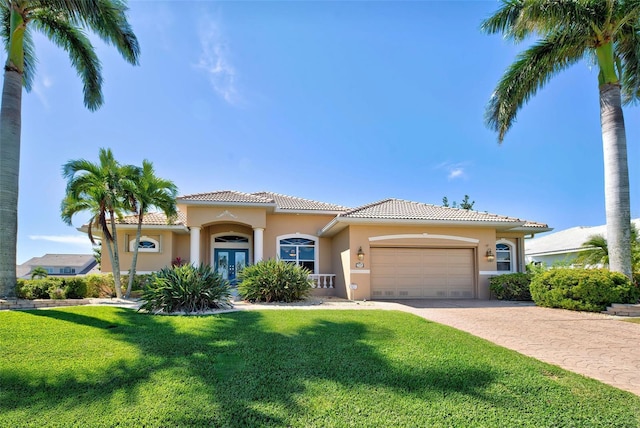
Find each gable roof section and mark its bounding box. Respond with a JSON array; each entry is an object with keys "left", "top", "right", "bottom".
[
  {"left": 320, "top": 198, "right": 550, "bottom": 236},
  {"left": 525, "top": 218, "right": 640, "bottom": 257}
]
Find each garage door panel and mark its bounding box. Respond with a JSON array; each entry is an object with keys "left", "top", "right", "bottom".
[{"left": 371, "top": 248, "right": 474, "bottom": 299}]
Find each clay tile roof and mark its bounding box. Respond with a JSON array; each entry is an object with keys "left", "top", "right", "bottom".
[
  {"left": 178, "top": 190, "right": 273, "bottom": 204},
  {"left": 341, "top": 198, "right": 529, "bottom": 223},
  {"left": 252, "top": 192, "right": 349, "bottom": 212},
  {"left": 118, "top": 211, "right": 187, "bottom": 226}
]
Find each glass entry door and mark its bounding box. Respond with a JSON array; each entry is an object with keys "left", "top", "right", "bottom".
[{"left": 214, "top": 249, "right": 248, "bottom": 285}]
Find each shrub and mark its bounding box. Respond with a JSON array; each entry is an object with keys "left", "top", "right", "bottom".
[
  {"left": 238, "top": 259, "right": 313, "bottom": 303},
  {"left": 85, "top": 274, "right": 120, "bottom": 297},
  {"left": 530, "top": 268, "right": 640, "bottom": 312},
  {"left": 16, "top": 278, "right": 63, "bottom": 299},
  {"left": 139, "top": 264, "right": 232, "bottom": 314},
  {"left": 489, "top": 273, "right": 532, "bottom": 300},
  {"left": 63, "top": 277, "right": 88, "bottom": 299}
]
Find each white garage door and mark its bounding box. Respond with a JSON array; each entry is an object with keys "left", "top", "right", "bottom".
[{"left": 371, "top": 248, "right": 475, "bottom": 299}]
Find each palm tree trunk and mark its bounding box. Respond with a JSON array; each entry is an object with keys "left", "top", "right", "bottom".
[
  {"left": 0, "top": 69, "right": 22, "bottom": 298},
  {"left": 109, "top": 213, "right": 123, "bottom": 298},
  {"left": 600, "top": 83, "right": 632, "bottom": 278},
  {"left": 126, "top": 214, "right": 143, "bottom": 298}
]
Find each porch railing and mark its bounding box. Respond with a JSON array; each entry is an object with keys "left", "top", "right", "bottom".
[{"left": 308, "top": 274, "right": 336, "bottom": 289}]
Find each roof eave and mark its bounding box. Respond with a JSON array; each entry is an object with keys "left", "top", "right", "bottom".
[{"left": 77, "top": 224, "right": 190, "bottom": 234}]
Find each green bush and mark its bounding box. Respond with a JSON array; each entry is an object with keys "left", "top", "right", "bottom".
[
  {"left": 139, "top": 264, "right": 232, "bottom": 314},
  {"left": 489, "top": 273, "right": 532, "bottom": 300},
  {"left": 238, "top": 259, "right": 313, "bottom": 303},
  {"left": 16, "top": 278, "right": 63, "bottom": 299},
  {"left": 63, "top": 277, "right": 88, "bottom": 299},
  {"left": 530, "top": 268, "right": 640, "bottom": 312}
]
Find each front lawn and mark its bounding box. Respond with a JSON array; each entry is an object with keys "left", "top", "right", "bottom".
[{"left": 1, "top": 307, "right": 639, "bottom": 427}]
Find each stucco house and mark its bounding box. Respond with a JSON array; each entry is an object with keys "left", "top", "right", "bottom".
[
  {"left": 92, "top": 190, "right": 550, "bottom": 300},
  {"left": 525, "top": 218, "right": 640, "bottom": 267}
]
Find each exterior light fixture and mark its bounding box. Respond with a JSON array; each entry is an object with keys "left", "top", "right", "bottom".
[
  {"left": 486, "top": 249, "right": 495, "bottom": 262},
  {"left": 357, "top": 246, "right": 365, "bottom": 261}
]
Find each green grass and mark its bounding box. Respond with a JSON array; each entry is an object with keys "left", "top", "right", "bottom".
[
  {"left": 623, "top": 317, "right": 640, "bottom": 324},
  {"left": 1, "top": 307, "right": 639, "bottom": 427}
]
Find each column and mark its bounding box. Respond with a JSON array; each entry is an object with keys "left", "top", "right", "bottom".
[
  {"left": 253, "top": 227, "right": 264, "bottom": 263},
  {"left": 190, "top": 226, "right": 201, "bottom": 265}
]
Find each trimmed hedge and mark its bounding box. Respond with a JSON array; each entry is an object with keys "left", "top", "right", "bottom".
[
  {"left": 489, "top": 273, "right": 532, "bottom": 301},
  {"left": 530, "top": 268, "right": 640, "bottom": 312},
  {"left": 15, "top": 273, "right": 153, "bottom": 300},
  {"left": 238, "top": 259, "right": 313, "bottom": 303}
]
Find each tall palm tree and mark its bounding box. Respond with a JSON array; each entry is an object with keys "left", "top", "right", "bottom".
[
  {"left": 61, "top": 148, "right": 139, "bottom": 299},
  {"left": 124, "top": 160, "right": 177, "bottom": 298},
  {"left": 482, "top": 0, "right": 638, "bottom": 278},
  {"left": 0, "top": 1, "right": 139, "bottom": 298}
]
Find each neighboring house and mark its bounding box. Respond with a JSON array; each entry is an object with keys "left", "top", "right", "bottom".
[
  {"left": 525, "top": 218, "right": 640, "bottom": 267},
  {"left": 86, "top": 190, "right": 550, "bottom": 300},
  {"left": 17, "top": 254, "right": 98, "bottom": 279}
]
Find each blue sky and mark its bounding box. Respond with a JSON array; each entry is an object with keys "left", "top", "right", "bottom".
[{"left": 15, "top": 0, "right": 640, "bottom": 264}]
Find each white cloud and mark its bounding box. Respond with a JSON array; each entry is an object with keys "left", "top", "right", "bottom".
[
  {"left": 194, "top": 15, "right": 240, "bottom": 104},
  {"left": 29, "top": 235, "right": 91, "bottom": 246},
  {"left": 435, "top": 161, "right": 469, "bottom": 181},
  {"left": 448, "top": 168, "right": 464, "bottom": 180},
  {"left": 32, "top": 74, "right": 53, "bottom": 109}
]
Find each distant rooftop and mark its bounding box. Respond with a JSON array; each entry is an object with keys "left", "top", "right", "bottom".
[{"left": 526, "top": 219, "right": 640, "bottom": 256}]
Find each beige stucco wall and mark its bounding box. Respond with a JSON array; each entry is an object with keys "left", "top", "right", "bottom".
[
  {"left": 173, "top": 234, "right": 191, "bottom": 264},
  {"left": 330, "top": 228, "right": 350, "bottom": 299},
  {"left": 101, "top": 229, "right": 175, "bottom": 273},
  {"left": 263, "top": 213, "right": 336, "bottom": 274},
  {"left": 186, "top": 206, "right": 267, "bottom": 229}
]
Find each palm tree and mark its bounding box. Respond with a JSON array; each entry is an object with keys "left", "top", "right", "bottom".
[
  {"left": 30, "top": 266, "right": 47, "bottom": 279},
  {"left": 576, "top": 223, "right": 640, "bottom": 271},
  {"left": 61, "top": 148, "right": 139, "bottom": 299},
  {"left": 482, "top": 1, "right": 638, "bottom": 278},
  {"left": 575, "top": 235, "right": 610, "bottom": 268},
  {"left": 0, "top": 1, "right": 139, "bottom": 298},
  {"left": 124, "top": 160, "right": 177, "bottom": 298}
]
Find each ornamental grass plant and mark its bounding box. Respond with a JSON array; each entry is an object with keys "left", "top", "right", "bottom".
[
  {"left": 139, "top": 263, "right": 232, "bottom": 314},
  {"left": 237, "top": 259, "right": 313, "bottom": 302}
]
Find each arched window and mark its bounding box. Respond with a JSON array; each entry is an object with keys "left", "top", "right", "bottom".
[
  {"left": 129, "top": 236, "right": 160, "bottom": 253},
  {"left": 277, "top": 234, "right": 318, "bottom": 273},
  {"left": 496, "top": 241, "right": 514, "bottom": 272}
]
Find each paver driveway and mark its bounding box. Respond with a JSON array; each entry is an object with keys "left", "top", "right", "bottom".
[{"left": 388, "top": 299, "right": 640, "bottom": 396}]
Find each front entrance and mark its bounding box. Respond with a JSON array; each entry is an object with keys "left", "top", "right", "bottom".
[{"left": 214, "top": 249, "right": 248, "bottom": 285}]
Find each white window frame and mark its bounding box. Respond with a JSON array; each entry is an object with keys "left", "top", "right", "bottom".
[
  {"left": 276, "top": 233, "right": 319, "bottom": 274},
  {"left": 496, "top": 239, "right": 515, "bottom": 272}
]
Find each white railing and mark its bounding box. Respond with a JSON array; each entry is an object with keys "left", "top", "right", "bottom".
[{"left": 309, "top": 274, "right": 335, "bottom": 289}]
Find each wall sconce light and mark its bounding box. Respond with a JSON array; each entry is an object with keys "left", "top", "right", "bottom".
[
  {"left": 486, "top": 249, "right": 495, "bottom": 262},
  {"left": 357, "top": 246, "right": 365, "bottom": 261}
]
